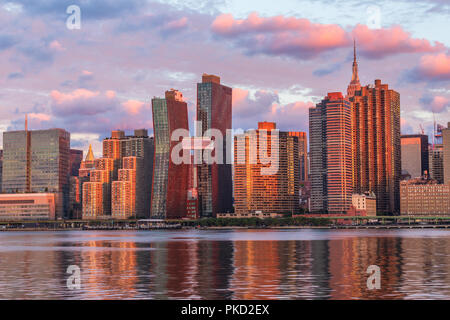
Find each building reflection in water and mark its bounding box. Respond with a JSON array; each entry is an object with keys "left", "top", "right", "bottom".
[{"left": 2, "top": 231, "right": 450, "bottom": 299}]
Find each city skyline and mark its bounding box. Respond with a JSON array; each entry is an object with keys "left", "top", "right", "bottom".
[{"left": 0, "top": 1, "right": 449, "bottom": 159}]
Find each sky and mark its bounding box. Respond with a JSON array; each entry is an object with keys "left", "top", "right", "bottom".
[{"left": 0, "top": 0, "right": 449, "bottom": 157}]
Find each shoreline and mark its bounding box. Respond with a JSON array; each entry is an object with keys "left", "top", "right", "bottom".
[{"left": 2, "top": 224, "right": 450, "bottom": 232}]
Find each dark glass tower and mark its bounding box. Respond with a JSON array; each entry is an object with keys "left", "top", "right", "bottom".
[
  {"left": 197, "top": 74, "right": 233, "bottom": 217},
  {"left": 151, "top": 89, "right": 190, "bottom": 219}
]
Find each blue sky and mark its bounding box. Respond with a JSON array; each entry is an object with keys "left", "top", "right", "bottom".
[{"left": 0, "top": 0, "right": 449, "bottom": 156}]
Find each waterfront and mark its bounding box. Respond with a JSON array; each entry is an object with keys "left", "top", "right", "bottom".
[{"left": 1, "top": 229, "right": 450, "bottom": 299}]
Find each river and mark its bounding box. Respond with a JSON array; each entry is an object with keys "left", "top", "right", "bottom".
[{"left": 0, "top": 229, "right": 449, "bottom": 299}]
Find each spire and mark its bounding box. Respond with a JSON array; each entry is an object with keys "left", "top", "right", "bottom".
[
  {"left": 347, "top": 39, "right": 361, "bottom": 97},
  {"left": 351, "top": 39, "right": 359, "bottom": 83},
  {"left": 85, "top": 144, "right": 95, "bottom": 162}
]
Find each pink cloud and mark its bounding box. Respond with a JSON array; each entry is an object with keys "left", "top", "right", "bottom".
[
  {"left": 51, "top": 89, "right": 101, "bottom": 104},
  {"left": 165, "top": 17, "right": 188, "bottom": 30},
  {"left": 28, "top": 112, "right": 51, "bottom": 121},
  {"left": 122, "top": 99, "right": 145, "bottom": 115},
  {"left": 416, "top": 53, "right": 450, "bottom": 81},
  {"left": 353, "top": 24, "right": 444, "bottom": 59},
  {"left": 212, "top": 12, "right": 349, "bottom": 59},
  {"left": 49, "top": 40, "right": 65, "bottom": 52},
  {"left": 421, "top": 95, "right": 450, "bottom": 113},
  {"left": 211, "top": 13, "right": 445, "bottom": 60}
]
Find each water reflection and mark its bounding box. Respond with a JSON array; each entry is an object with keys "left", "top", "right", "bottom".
[{"left": 0, "top": 229, "right": 450, "bottom": 299}]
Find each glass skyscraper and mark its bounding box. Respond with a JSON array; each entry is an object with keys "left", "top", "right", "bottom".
[
  {"left": 151, "top": 89, "right": 189, "bottom": 219},
  {"left": 2, "top": 128, "right": 70, "bottom": 218},
  {"left": 197, "top": 74, "right": 233, "bottom": 217}
]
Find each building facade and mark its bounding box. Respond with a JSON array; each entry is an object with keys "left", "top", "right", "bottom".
[
  {"left": 234, "top": 122, "right": 300, "bottom": 215},
  {"left": 443, "top": 123, "right": 450, "bottom": 184},
  {"left": 112, "top": 156, "right": 144, "bottom": 219},
  {"left": 401, "top": 134, "right": 429, "bottom": 179},
  {"left": 400, "top": 178, "right": 450, "bottom": 216},
  {"left": 348, "top": 46, "right": 401, "bottom": 214},
  {"left": 309, "top": 92, "right": 353, "bottom": 214},
  {"left": 197, "top": 74, "right": 233, "bottom": 217},
  {"left": 151, "top": 89, "right": 190, "bottom": 219},
  {"left": 429, "top": 144, "right": 444, "bottom": 183},
  {"left": 351, "top": 192, "right": 377, "bottom": 216},
  {"left": 2, "top": 128, "right": 70, "bottom": 218},
  {"left": 0, "top": 193, "right": 56, "bottom": 220}
]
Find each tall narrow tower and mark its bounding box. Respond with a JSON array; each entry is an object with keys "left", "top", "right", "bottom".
[{"left": 347, "top": 40, "right": 361, "bottom": 97}]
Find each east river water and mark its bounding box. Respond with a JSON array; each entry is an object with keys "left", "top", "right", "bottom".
[{"left": 0, "top": 229, "right": 449, "bottom": 299}]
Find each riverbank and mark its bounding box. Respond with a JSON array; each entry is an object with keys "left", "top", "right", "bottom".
[{"left": 3, "top": 224, "right": 450, "bottom": 231}]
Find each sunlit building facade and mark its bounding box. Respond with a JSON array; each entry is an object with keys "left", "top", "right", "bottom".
[
  {"left": 0, "top": 193, "right": 56, "bottom": 220},
  {"left": 400, "top": 178, "right": 450, "bottom": 216},
  {"left": 348, "top": 45, "right": 401, "bottom": 213},
  {"left": 197, "top": 74, "right": 233, "bottom": 217},
  {"left": 151, "top": 89, "right": 190, "bottom": 219},
  {"left": 82, "top": 158, "right": 114, "bottom": 219},
  {"left": 309, "top": 93, "right": 353, "bottom": 213},
  {"left": 2, "top": 128, "right": 70, "bottom": 218},
  {"left": 112, "top": 156, "right": 144, "bottom": 219},
  {"left": 401, "top": 134, "right": 429, "bottom": 179},
  {"left": 234, "top": 122, "right": 300, "bottom": 215}
]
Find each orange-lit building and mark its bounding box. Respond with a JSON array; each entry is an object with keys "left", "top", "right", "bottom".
[
  {"left": 234, "top": 122, "right": 300, "bottom": 215},
  {"left": 112, "top": 156, "right": 144, "bottom": 219},
  {"left": 348, "top": 44, "right": 401, "bottom": 214},
  {"left": 309, "top": 92, "right": 353, "bottom": 213},
  {"left": 0, "top": 193, "right": 56, "bottom": 220},
  {"left": 82, "top": 158, "right": 114, "bottom": 219}
]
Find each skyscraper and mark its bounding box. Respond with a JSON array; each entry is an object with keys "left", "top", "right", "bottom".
[
  {"left": 429, "top": 144, "right": 444, "bottom": 183},
  {"left": 82, "top": 157, "right": 114, "bottom": 219},
  {"left": 442, "top": 123, "right": 450, "bottom": 184},
  {"left": 151, "top": 89, "right": 190, "bottom": 219},
  {"left": 348, "top": 44, "right": 401, "bottom": 214},
  {"left": 234, "top": 122, "right": 300, "bottom": 215},
  {"left": 309, "top": 92, "right": 353, "bottom": 213},
  {"left": 69, "top": 149, "right": 83, "bottom": 177},
  {"left": 81, "top": 130, "right": 154, "bottom": 219},
  {"left": 112, "top": 156, "right": 144, "bottom": 219},
  {"left": 2, "top": 127, "right": 70, "bottom": 218},
  {"left": 197, "top": 74, "right": 233, "bottom": 216},
  {"left": 401, "top": 134, "right": 429, "bottom": 178}
]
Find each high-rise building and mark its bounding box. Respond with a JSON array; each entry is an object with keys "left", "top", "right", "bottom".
[
  {"left": 197, "top": 74, "right": 233, "bottom": 216},
  {"left": 81, "top": 130, "right": 154, "bottom": 219},
  {"left": 348, "top": 44, "right": 401, "bottom": 214},
  {"left": 429, "top": 144, "right": 444, "bottom": 183},
  {"left": 112, "top": 156, "right": 144, "bottom": 219},
  {"left": 443, "top": 123, "right": 450, "bottom": 184},
  {"left": 151, "top": 89, "right": 190, "bottom": 219},
  {"left": 2, "top": 127, "right": 70, "bottom": 218},
  {"left": 309, "top": 92, "right": 353, "bottom": 214},
  {"left": 401, "top": 134, "right": 429, "bottom": 179},
  {"left": 82, "top": 157, "right": 114, "bottom": 219},
  {"left": 234, "top": 122, "right": 300, "bottom": 214},
  {"left": 103, "top": 129, "right": 154, "bottom": 216},
  {"left": 69, "top": 149, "right": 83, "bottom": 177},
  {"left": 0, "top": 150, "right": 3, "bottom": 191},
  {"left": 288, "top": 131, "right": 309, "bottom": 208}
]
